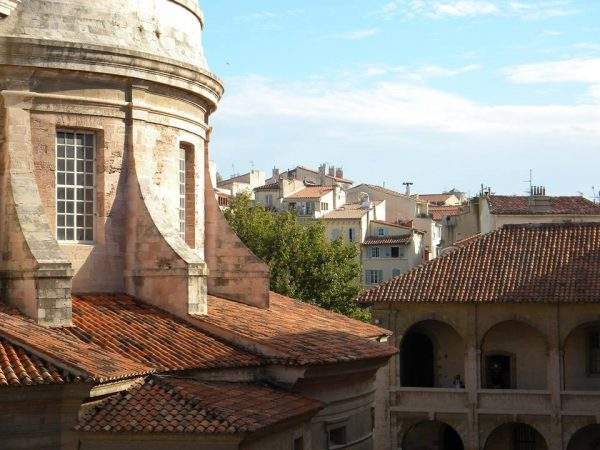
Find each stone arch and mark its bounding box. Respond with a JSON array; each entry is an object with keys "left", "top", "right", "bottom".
[
  {"left": 402, "top": 420, "right": 465, "bottom": 450},
  {"left": 484, "top": 422, "right": 548, "bottom": 450},
  {"left": 400, "top": 319, "right": 466, "bottom": 388},
  {"left": 563, "top": 320, "right": 600, "bottom": 391},
  {"left": 398, "top": 313, "right": 466, "bottom": 343},
  {"left": 567, "top": 424, "right": 600, "bottom": 450},
  {"left": 481, "top": 320, "right": 548, "bottom": 390},
  {"left": 478, "top": 316, "right": 550, "bottom": 349}
]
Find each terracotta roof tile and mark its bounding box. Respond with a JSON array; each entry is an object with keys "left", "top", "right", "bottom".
[
  {"left": 0, "top": 338, "right": 82, "bottom": 387},
  {"left": 419, "top": 194, "right": 457, "bottom": 204},
  {"left": 429, "top": 205, "right": 466, "bottom": 221},
  {"left": 62, "top": 294, "right": 261, "bottom": 372},
  {"left": 363, "top": 235, "right": 413, "bottom": 246},
  {"left": 254, "top": 182, "right": 280, "bottom": 192},
  {"left": 488, "top": 195, "right": 600, "bottom": 215},
  {"left": 357, "top": 222, "right": 600, "bottom": 304},
  {"left": 0, "top": 306, "right": 152, "bottom": 383},
  {"left": 286, "top": 186, "right": 333, "bottom": 199},
  {"left": 78, "top": 376, "right": 322, "bottom": 434},
  {"left": 192, "top": 292, "right": 395, "bottom": 366},
  {"left": 322, "top": 202, "right": 383, "bottom": 220}
]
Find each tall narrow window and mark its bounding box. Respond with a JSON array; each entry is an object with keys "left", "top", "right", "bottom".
[
  {"left": 178, "top": 146, "right": 186, "bottom": 240},
  {"left": 56, "top": 130, "right": 95, "bottom": 242}
]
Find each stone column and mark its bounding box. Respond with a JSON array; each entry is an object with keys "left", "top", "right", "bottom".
[
  {"left": 0, "top": 90, "right": 73, "bottom": 327},
  {"left": 548, "top": 346, "right": 563, "bottom": 450}
]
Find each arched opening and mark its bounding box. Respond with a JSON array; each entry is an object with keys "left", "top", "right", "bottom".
[
  {"left": 400, "top": 320, "right": 465, "bottom": 388},
  {"left": 563, "top": 322, "right": 600, "bottom": 391},
  {"left": 481, "top": 320, "right": 548, "bottom": 390},
  {"left": 402, "top": 420, "right": 464, "bottom": 450},
  {"left": 484, "top": 423, "right": 547, "bottom": 450},
  {"left": 567, "top": 424, "right": 600, "bottom": 450}
]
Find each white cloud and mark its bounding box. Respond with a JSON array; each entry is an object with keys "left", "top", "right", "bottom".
[
  {"left": 234, "top": 9, "right": 304, "bottom": 31},
  {"left": 372, "top": 0, "right": 579, "bottom": 20},
  {"left": 433, "top": 1, "right": 500, "bottom": 17},
  {"left": 218, "top": 74, "right": 600, "bottom": 136},
  {"left": 335, "top": 28, "right": 380, "bottom": 41},
  {"left": 362, "top": 63, "right": 481, "bottom": 79},
  {"left": 505, "top": 58, "right": 600, "bottom": 84}
]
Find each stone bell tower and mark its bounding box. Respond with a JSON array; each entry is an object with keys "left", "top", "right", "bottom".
[{"left": 0, "top": 0, "right": 269, "bottom": 327}]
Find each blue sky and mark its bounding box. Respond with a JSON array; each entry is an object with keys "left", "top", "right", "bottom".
[{"left": 201, "top": 1, "right": 600, "bottom": 197}]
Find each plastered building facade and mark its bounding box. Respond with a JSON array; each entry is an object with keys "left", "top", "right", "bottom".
[{"left": 0, "top": 2, "right": 395, "bottom": 449}]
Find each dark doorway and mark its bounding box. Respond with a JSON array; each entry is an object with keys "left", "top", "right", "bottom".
[
  {"left": 443, "top": 425, "right": 465, "bottom": 450},
  {"left": 401, "top": 332, "right": 434, "bottom": 387},
  {"left": 485, "top": 354, "right": 512, "bottom": 389}
]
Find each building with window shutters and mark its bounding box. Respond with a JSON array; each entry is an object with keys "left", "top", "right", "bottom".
[
  {"left": 0, "top": 2, "right": 396, "bottom": 449},
  {"left": 358, "top": 222, "right": 600, "bottom": 450}
]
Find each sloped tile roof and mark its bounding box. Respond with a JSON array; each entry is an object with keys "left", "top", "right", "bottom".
[
  {"left": 286, "top": 186, "right": 333, "bottom": 199},
  {"left": 418, "top": 194, "right": 457, "bottom": 204},
  {"left": 62, "top": 294, "right": 261, "bottom": 372},
  {"left": 487, "top": 195, "right": 600, "bottom": 215},
  {"left": 192, "top": 292, "right": 395, "bottom": 366},
  {"left": 429, "top": 205, "right": 466, "bottom": 221},
  {"left": 254, "top": 181, "right": 280, "bottom": 192},
  {"left": 0, "top": 306, "right": 152, "bottom": 383},
  {"left": 322, "top": 202, "right": 383, "bottom": 220},
  {"left": 0, "top": 338, "right": 83, "bottom": 387},
  {"left": 78, "top": 376, "right": 322, "bottom": 434},
  {"left": 357, "top": 222, "right": 600, "bottom": 304},
  {"left": 363, "top": 235, "right": 413, "bottom": 246},
  {"left": 348, "top": 184, "right": 410, "bottom": 199}
]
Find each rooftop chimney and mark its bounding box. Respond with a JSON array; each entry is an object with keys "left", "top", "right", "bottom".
[
  {"left": 318, "top": 164, "right": 326, "bottom": 175},
  {"left": 328, "top": 166, "right": 335, "bottom": 177},
  {"left": 529, "top": 186, "right": 552, "bottom": 213},
  {"left": 403, "top": 181, "right": 414, "bottom": 196},
  {"left": 335, "top": 168, "right": 344, "bottom": 179},
  {"left": 272, "top": 167, "right": 280, "bottom": 180}
]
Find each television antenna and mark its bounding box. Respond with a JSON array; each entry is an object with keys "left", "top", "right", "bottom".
[{"left": 523, "top": 169, "right": 533, "bottom": 195}]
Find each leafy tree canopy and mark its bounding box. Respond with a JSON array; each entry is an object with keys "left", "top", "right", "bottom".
[{"left": 224, "top": 194, "right": 370, "bottom": 321}]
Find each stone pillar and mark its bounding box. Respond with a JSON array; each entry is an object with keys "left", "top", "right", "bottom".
[
  {"left": 0, "top": 90, "right": 73, "bottom": 327},
  {"left": 124, "top": 85, "right": 208, "bottom": 318},
  {"left": 466, "top": 346, "right": 480, "bottom": 450},
  {"left": 548, "top": 347, "right": 563, "bottom": 450}
]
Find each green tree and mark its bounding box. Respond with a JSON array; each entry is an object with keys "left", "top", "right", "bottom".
[{"left": 224, "top": 194, "right": 370, "bottom": 321}]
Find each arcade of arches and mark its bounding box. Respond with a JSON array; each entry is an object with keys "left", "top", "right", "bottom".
[{"left": 379, "top": 302, "right": 600, "bottom": 450}]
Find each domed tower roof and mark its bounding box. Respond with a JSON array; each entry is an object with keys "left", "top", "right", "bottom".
[{"left": 0, "top": 0, "right": 222, "bottom": 105}]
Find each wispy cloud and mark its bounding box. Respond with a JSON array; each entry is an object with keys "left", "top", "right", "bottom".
[
  {"left": 373, "top": 0, "right": 580, "bottom": 20},
  {"left": 362, "top": 63, "right": 482, "bottom": 79},
  {"left": 505, "top": 58, "right": 600, "bottom": 103},
  {"left": 218, "top": 74, "right": 600, "bottom": 136},
  {"left": 505, "top": 58, "right": 600, "bottom": 84},
  {"left": 334, "top": 28, "right": 380, "bottom": 41},
  {"left": 234, "top": 9, "right": 304, "bottom": 31}
]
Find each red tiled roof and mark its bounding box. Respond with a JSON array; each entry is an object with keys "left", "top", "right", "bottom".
[
  {"left": 322, "top": 202, "right": 383, "bottom": 220},
  {"left": 429, "top": 205, "right": 466, "bottom": 221},
  {"left": 357, "top": 222, "right": 600, "bottom": 304},
  {"left": 192, "top": 292, "right": 395, "bottom": 366},
  {"left": 0, "top": 306, "right": 152, "bottom": 383},
  {"left": 78, "top": 376, "right": 322, "bottom": 434},
  {"left": 254, "top": 182, "right": 280, "bottom": 192},
  {"left": 62, "top": 294, "right": 261, "bottom": 372},
  {"left": 363, "top": 235, "right": 413, "bottom": 246},
  {"left": 487, "top": 195, "right": 600, "bottom": 215},
  {"left": 286, "top": 186, "right": 333, "bottom": 199},
  {"left": 419, "top": 194, "right": 456, "bottom": 204},
  {"left": 453, "top": 233, "right": 482, "bottom": 248},
  {"left": 0, "top": 338, "right": 83, "bottom": 387}
]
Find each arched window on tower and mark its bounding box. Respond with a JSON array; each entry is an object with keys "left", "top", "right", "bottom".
[{"left": 179, "top": 142, "right": 196, "bottom": 247}]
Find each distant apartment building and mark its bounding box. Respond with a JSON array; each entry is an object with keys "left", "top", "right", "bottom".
[
  {"left": 282, "top": 185, "right": 346, "bottom": 220},
  {"left": 217, "top": 169, "right": 266, "bottom": 199},
  {"left": 361, "top": 221, "right": 424, "bottom": 286},
  {"left": 347, "top": 184, "right": 442, "bottom": 260},
  {"left": 266, "top": 164, "right": 353, "bottom": 189},
  {"left": 444, "top": 189, "right": 600, "bottom": 248},
  {"left": 417, "top": 192, "right": 463, "bottom": 206}
]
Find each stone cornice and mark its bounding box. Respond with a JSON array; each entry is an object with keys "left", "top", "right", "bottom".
[
  {"left": 0, "top": 36, "right": 224, "bottom": 108},
  {"left": 0, "top": 0, "right": 19, "bottom": 17}
]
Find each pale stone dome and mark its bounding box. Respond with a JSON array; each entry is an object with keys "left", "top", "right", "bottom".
[{"left": 0, "top": 0, "right": 221, "bottom": 102}]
